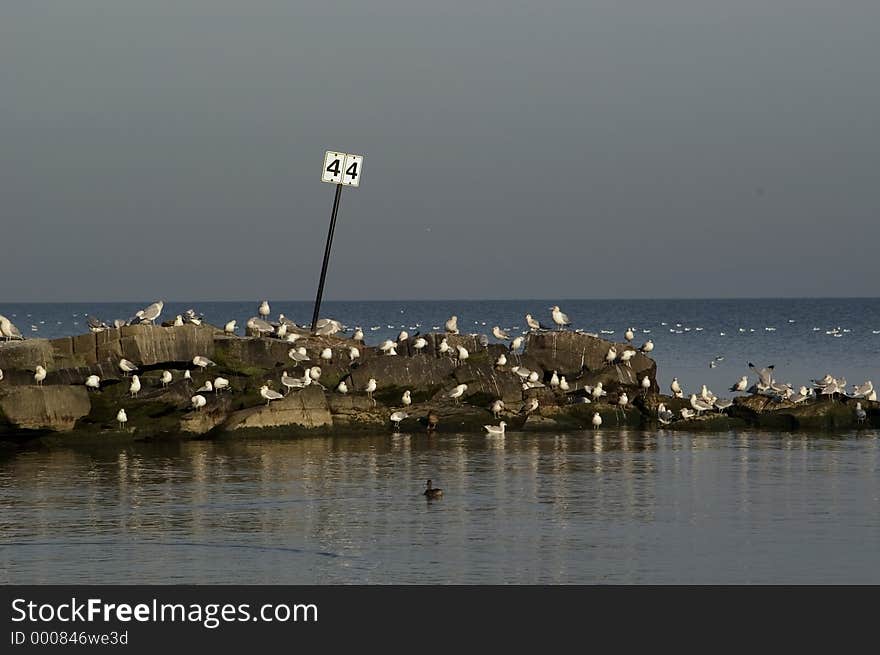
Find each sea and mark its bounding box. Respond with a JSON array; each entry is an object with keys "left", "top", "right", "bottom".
[{"left": 1, "top": 298, "right": 879, "bottom": 583}]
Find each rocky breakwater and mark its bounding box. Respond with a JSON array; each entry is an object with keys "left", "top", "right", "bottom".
[{"left": 0, "top": 325, "right": 658, "bottom": 442}]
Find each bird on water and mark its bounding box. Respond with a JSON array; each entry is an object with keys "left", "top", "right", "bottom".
[{"left": 424, "top": 479, "right": 443, "bottom": 499}]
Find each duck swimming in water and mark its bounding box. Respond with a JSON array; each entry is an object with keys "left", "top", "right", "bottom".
[{"left": 423, "top": 479, "right": 443, "bottom": 499}]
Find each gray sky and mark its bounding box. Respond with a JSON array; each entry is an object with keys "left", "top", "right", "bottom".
[{"left": 2, "top": 1, "right": 878, "bottom": 302}]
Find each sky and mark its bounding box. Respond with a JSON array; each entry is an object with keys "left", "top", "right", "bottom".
[{"left": 1, "top": 1, "right": 878, "bottom": 302}]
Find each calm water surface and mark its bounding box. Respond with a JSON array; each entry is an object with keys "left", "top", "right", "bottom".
[{"left": 2, "top": 429, "right": 879, "bottom": 584}]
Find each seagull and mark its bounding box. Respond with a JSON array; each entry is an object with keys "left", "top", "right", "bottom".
[
  {"left": 135, "top": 301, "right": 164, "bottom": 324},
  {"left": 281, "top": 371, "right": 302, "bottom": 395},
  {"left": 525, "top": 314, "right": 548, "bottom": 331},
  {"left": 492, "top": 326, "right": 510, "bottom": 341},
  {"left": 314, "top": 318, "right": 343, "bottom": 336},
  {"left": 456, "top": 345, "right": 469, "bottom": 365},
  {"left": 550, "top": 371, "right": 560, "bottom": 388},
  {"left": 259, "top": 300, "right": 271, "bottom": 321},
  {"left": 116, "top": 408, "right": 128, "bottom": 429},
  {"left": 275, "top": 322, "right": 288, "bottom": 339},
  {"left": 119, "top": 358, "right": 138, "bottom": 376},
  {"left": 521, "top": 397, "right": 539, "bottom": 414},
  {"left": 605, "top": 347, "right": 617, "bottom": 366},
  {"left": 213, "top": 377, "right": 229, "bottom": 393},
  {"left": 640, "top": 339, "right": 654, "bottom": 353},
  {"left": 559, "top": 376, "right": 570, "bottom": 392},
  {"left": 749, "top": 363, "right": 776, "bottom": 386},
  {"left": 379, "top": 340, "right": 398, "bottom": 356},
  {"left": 191, "top": 394, "right": 207, "bottom": 411},
  {"left": 402, "top": 390, "right": 412, "bottom": 406},
  {"left": 855, "top": 402, "right": 867, "bottom": 424},
  {"left": 365, "top": 378, "right": 377, "bottom": 406},
  {"left": 491, "top": 399, "right": 505, "bottom": 418},
  {"left": 680, "top": 408, "right": 696, "bottom": 420},
  {"left": 670, "top": 377, "right": 683, "bottom": 398},
  {"left": 247, "top": 317, "right": 275, "bottom": 336},
  {"left": 196, "top": 380, "right": 213, "bottom": 394},
  {"left": 592, "top": 412, "right": 602, "bottom": 428},
  {"left": 348, "top": 346, "right": 360, "bottom": 363},
  {"left": 390, "top": 411, "right": 408, "bottom": 430},
  {"left": 713, "top": 399, "right": 733, "bottom": 411},
  {"left": 85, "top": 374, "right": 101, "bottom": 391},
  {"left": 484, "top": 421, "right": 506, "bottom": 436},
  {"left": 260, "top": 383, "right": 284, "bottom": 405},
  {"left": 161, "top": 370, "right": 173, "bottom": 387},
  {"left": 288, "top": 348, "right": 310, "bottom": 365},
  {"left": 413, "top": 337, "right": 428, "bottom": 353},
  {"left": 445, "top": 315, "right": 459, "bottom": 334},
  {"left": 309, "top": 366, "right": 322, "bottom": 385},
  {"left": 173, "top": 315, "right": 184, "bottom": 327},
  {"left": 509, "top": 336, "right": 524, "bottom": 354},
  {"left": 852, "top": 381, "right": 874, "bottom": 399},
  {"left": 192, "top": 356, "right": 216, "bottom": 372},
  {"left": 129, "top": 375, "right": 142, "bottom": 397},
  {"left": 0, "top": 314, "right": 24, "bottom": 341},
  {"left": 34, "top": 365, "right": 47, "bottom": 386},
  {"left": 641, "top": 375, "right": 651, "bottom": 393},
  {"left": 352, "top": 327, "right": 364, "bottom": 342},
  {"left": 657, "top": 403, "right": 674, "bottom": 424},
  {"left": 495, "top": 353, "right": 507, "bottom": 368},
  {"left": 624, "top": 327, "right": 635, "bottom": 342},
  {"left": 591, "top": 382, "right": 608, "bottom": 401},
  {"left": 438, "top": 338, "right": 451, "bottom": 356},
  {"left": 336, "top": 380, "right": 348, "bottom": 394},
  {"left": 320, "top": 347, "right": 333, "bottom": 363},
  {"left": 730, "top": 376, "right": 748, "bottom": 393},
  {"left": 86, "top": 315, "right": 109, "bottom": 332},
  {"left": 184, "top": 369, "right": 192, "bottom": 381},
  {"left": 690, "top": 394, "right": 713, "bottom": 415},
  {"left": 619, "top": 350, "right": 636, "bottom": 367},
  {"left": 448, "top": 383, "right": 468, "bottom": 404},
  {"left": 550, "top": 305, "right": 571, "bottom": 330}
]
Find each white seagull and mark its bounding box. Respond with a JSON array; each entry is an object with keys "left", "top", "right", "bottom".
[
  {"left": 259, "top": 300, "right": 271, "bottom": 321},
  {"left": 550, "top": 305, "right": 571, "bottom": 330},
  {"left": 119, "top": 358, "right": 138, "bottom": 376},
  {"left": 213, "top": 377, "right": 230, "bottom": 393},
  {"left": 448, "top": 383, "right": 468, "bottom": 404},
  {"left": 191, "top": 394, "right": 207, "bottom": 411},
  {"left": 390, "top": 411, "right": 408, "bottom": 430},
  {"left": 85, "top": 374, "right": 101, "bottom": 391},
  {"left": 34, "top": 365, "right": 47, "bottom": 386},
  {"left": 484, "top": 421, "right": 506, "bottom": 436},
  {"left": 161, "top": 370, "right": 173, "bottom": 387},
  {"left": 260, "top": 383, "right": 284, "bottom": 405},
  {"left": 402, "top": 390, "right": 412, "bottom": 406},
  {"left": 192, "top": 356, "right": 216, "bottom": 372},
  {"left": 129, "top": 375, "right": 141, "bottom": 397},
  {"left": 224, "top": 320, "right": 237, "bottom": 335},
  {"left": 365, "top": 378, "right": 377, "bottom": 405},
  {"left": 445, "top": 315, "right": 459, "bottom": 334},
  {"left": 592, "top": 412, "right": 602, "bottom": 428},
  {"left": 116, "top": 408, "right": 128, "bottom": 429}
]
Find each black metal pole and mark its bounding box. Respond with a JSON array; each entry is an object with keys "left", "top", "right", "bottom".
[{"left": 311, "top": 183, "right": 343, "bottom": 331}]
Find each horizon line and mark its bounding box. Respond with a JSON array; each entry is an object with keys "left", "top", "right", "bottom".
[{"left": 2, "top": 296, "right": 880, "bottom": 304}]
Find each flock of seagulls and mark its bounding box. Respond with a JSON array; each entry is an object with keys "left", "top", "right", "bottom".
[{"left": 2, "top": 301, "right": 875, "bottom": 434}]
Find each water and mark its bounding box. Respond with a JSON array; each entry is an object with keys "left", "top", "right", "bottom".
[
  {"left": 2, "top": 298, "right": 879, "bottom": 393},
  {"left": 2, "top": 298, "right": 880, "bottom": 583},
  {"left": 2, "top": 430, "right": 879, "bottom": 584}
]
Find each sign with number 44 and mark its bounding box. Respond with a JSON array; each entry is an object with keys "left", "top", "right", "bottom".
[{"left": 322, "top": 151, "right": 363, "bottom": 187}]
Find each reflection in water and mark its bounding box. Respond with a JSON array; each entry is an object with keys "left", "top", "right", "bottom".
[{"left": 1, "top": 428, "right": 879, "bottom": 583}]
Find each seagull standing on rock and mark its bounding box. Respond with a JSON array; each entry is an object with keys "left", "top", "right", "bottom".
[
  {"left": 448, "top": 384, "right": 468, "bottom": 404},
  {"left": 119, "top": 359, "right": 138, "bottom": 376},
  {"left": 445, "top": 316, "right": 459, "bottom": 334},
  {"left": 116, "top": 408, "right": 128, "bottom": 429},
  {"left": 670, "top": 377, "right": 683, "bottom": 398},
  {"left": 191, "top": 394, "right": 207, "bottom": 411},
  {"left": 730, "top": 376, "right": 748, "bottom": 393},
  {"left": 402, "top": 390, "right": 412, "bottom": 406},
  {"left": 413, "top": 337, "right": 428, "bottom": 353},
  {"left": 129, "top": 375, "right": 141, "bottom": 397},
  {"left": 85, "top": 375, "right": 101, "bottom": 391},
  {"left": 390, "top": 411, "right": 408, "bottom": 430},
  {"left": 492, "top": 326, "right": 510, "bottom": 341},
  {"left": 259, "top": 301, "right": 271, "bottom": 322},
  {"left": 213, "top": 377, "right": 229, "bottom": 393},
  {"left": 640, "top": 339, "right": 654, "bottom": 353},
  {"left": 456, "top": 345, "right": 469, "bottom": 366},
  {"left": 625, "top": 328, "right": 635, "bottom": 342},
  {"left": 336, "top": 380, "right": 348, "bottom": 394},
  {"left": 192, "top": 356, "right": 216, "bottom": 372},
  {"left": 365, "top": 378, "right": 377, "bottom": 406},
  {"left": 550, "top": 305, "right": 571, "bottom": 330},
  {"left": 34, "top": 365, "right": 47, "bottom": 386},
  {"left": 161, "top": 371, "right": 173, "bottom": 387},
  {"left": 491, "top": 399, "right": 505, "bottom": 418},
  {"left": 224, "top": 320, "right": 237, "bottom": 335},
  {"left": 352, "top": 327, "right": 364, "bottom": 342},
  {"left": 260, "top": 383, "right": 284, "bottom": 405}
]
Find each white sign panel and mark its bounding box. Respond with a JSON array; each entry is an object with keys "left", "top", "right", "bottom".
[
  {"left": 322, "top": 151, "right": 346, "bottom": 184},
  {"left": 322, "top": 150, "right": 364, "bottom": 187},
  {"left": 341, "top": 153, "right": 363, "bottom": 187}
]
